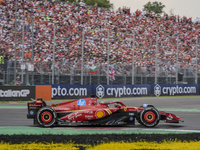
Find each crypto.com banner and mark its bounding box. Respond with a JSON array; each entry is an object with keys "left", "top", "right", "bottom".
[
  {"left": 92, "top": 84, "right": 151, "bottom": 98},
  {"left": 51, "top": 84, "right": 200, "bottom": 99},
  {"left": 51, "top": 84, "right": 92, "bottom": 99},
  {"left": 152, "top": 84, "right": 200, "bottom": 97}
]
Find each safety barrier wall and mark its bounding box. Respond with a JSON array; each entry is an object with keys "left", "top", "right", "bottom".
[
  {"left": 0, "top": 84, "right": 199, "bottom": 101},
  {"left": 51, "top": 84, "right": 200, "bottom": 99}
]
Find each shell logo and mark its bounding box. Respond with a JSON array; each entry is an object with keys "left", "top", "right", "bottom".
[{"left": 95, "top": 110, "right": 105, "bottom": 119}]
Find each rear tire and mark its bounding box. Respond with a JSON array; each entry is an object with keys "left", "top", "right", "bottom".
[
  {"left": 140, "top": 107, "right": 160, "bottom": 127},
  {"left": 37, "top": 106, "right": 57, "bottom": 127}
]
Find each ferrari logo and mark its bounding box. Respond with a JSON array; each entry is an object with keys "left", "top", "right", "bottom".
[{"left": 124, "top": 108, "right": 127, "bottom": 112}]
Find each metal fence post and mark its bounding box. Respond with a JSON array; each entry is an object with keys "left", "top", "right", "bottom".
[
  {"left": 195, "top": 38, "right": 199, "bottom": 84},
  {"left": 176, "top": 36, "right": 179, "bottom": 84},
  {"left": 70, "top": 65, "right": 73, "bottom": 85},
  {"left": 132, "top": 32, "right": 135, "bottom": 85},
  {"left": 14, "top": 0, "right": 18, "bottom": 84},
  {"left": 107, "top": 29, "right": 110, "bottom": 85},
  {"left": 98, "top": 63, "right": 100, "bottom": 84},
  {"left": 3, "top": 71, "right": 5, "bottom": 85},
  {"left": 21, "top": 20, "right": 24, "bottom": 84},
  {"left": 155, "top": 35, "right": 158, "bottom": 84},
  {"left": 31, "top": 16, "right": 34, "bottom": 85},
  {"left": 52, "top": 24, "right": 56, "bottom": 84},
  {"left": 81, "top": 28, "right": 84, "bottom": 85}
]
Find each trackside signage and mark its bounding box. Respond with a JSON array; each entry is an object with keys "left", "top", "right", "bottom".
[
  {"left": 0, "top": 86, "right": 35, "bottom": 101},
  {"left": 93, "top": 84, "right": 151, "bottom": 98},
  {"left": 51, "top": 84, "right": 91, "bottom": 99},
  {"left": 153, "top": 84, "right": 199, "bottom": 97}
]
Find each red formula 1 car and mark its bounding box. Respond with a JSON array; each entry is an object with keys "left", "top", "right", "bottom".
[{"left": 27, "top": 97, "right": 183, "bottom": 127}]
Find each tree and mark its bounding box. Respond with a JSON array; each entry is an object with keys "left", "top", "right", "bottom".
[
  {"left": 143, "top": 1, "right": 165, "bottom": 16},
  {"left": 59, "top": 0, "right": 113, "bottom": 9},
  {"left": 85, "top": 0, "right": 113, "bottom": 9}
]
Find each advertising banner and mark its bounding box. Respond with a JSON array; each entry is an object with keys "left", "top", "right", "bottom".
[
  {"left": 92, "top": 84, "right": 151, "bottom": 98},
  {"left": 50, "top": 84, "right": 200, "bottom": 99},
  {"left": 152, "top": 84, "right": 200, "bottom": 97},
  {"left": 51, "top": 84, "right": 92, "bottom": 99},
  {"left": 0, "top": 86, "right": 35, "bottom": 101},
  {"left": 35, "top": 85, "right": 52, "bottom": 101}
]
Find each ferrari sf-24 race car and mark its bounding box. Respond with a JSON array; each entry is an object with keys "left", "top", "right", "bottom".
[{"left": 27, "top": 97, "right": 183, "bottom": 127}]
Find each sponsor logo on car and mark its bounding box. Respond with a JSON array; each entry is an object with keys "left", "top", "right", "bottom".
[
  {"left": 84, "top": 110, "right": 93, "bottom": 114},
  {"left": 167, "top": 114, "right": 173, "bottom": 120},
  {"left": 95, "top": 110, "right": 105, "bottom": 119},
  {"left": 129, "top": 117, "right": 134, "bottom": 121},
  {"left": 30, "top": 111, "right": 34, "bottom": 115},
  {"left": 29, "top": 104, "right": 42, "bottom": 107},
  {"left": 52, "top": 104, "right": 59, "bottom": 107},
  {"left": 129, "top": 113, "right": 134, "bottom": 116},
  {"left": 117, "top": 121, "right": 124, "bottom": 125},
  {"left": 85, "top": 115, "right": 94, "bottom": 119},
  {"left": 68, "top": 112, "right": 82, "bottom": 120},
  {"left": 29, "top": 107, "right": 41, "bottom": 109},
  {"left": 128, "top": 108, "right": 137, "bottom": 111},
  {"left": 77, "top": 99, "right": 86, "bottom": 106},
  {"left": 53, "top": 108, "right": 70, "bottom": 111}
]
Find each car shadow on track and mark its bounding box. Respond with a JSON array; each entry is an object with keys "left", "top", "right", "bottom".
[{"left": 27, "top": 123, "right": 185, "bottom": 129}]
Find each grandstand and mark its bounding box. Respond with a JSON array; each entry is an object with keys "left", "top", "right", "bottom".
[{"left": 0, "top": 0, "right": 199, "bottom": 85}]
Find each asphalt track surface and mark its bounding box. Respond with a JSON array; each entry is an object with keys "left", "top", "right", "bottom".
[{"left": 0, "top": 97, "right": 200, "bottom": 133}]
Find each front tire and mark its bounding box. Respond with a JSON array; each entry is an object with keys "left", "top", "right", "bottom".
[
  {"left": 37, "top": 106, "right": 57, "bottom": 127},
  {"left": 140, "top": 107, "right": 160, "bottom": 127}
]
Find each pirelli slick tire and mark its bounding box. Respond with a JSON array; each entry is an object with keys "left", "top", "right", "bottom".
[
  {"left": 37, "top": 106, "right": 57, "bottom": 127},
  {"left": 140, "top": 107, "right": 160, "bottom": 127}
]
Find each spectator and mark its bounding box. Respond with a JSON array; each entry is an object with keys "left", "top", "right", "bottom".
[
  {"left": 16, "top": 76, "right": 22, "bottom": 86},
  {"left": 0, "top": 0, "right": 199, "bottom": 78},
  {"left": 94, "top": 3, "right": 98, "bottom": 8},
  {"left": 79, "top": 0, "right": 85, "bottom": 7}
]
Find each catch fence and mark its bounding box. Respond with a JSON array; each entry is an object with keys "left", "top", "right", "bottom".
[{"left": 0, "top": 23, "right": 199, "bottom": 85}]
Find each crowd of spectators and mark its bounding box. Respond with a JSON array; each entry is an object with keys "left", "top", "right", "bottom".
[{"left": 0, "top": 0, "right": 200, "bottom": 77}]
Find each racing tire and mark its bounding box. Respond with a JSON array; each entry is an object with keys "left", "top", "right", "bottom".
[
  {"left": 37, "top": 106, "right": 57, "bottom": 127},
  {"left": 140, "top": 107, "right": 160, "bottom": 127}
]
